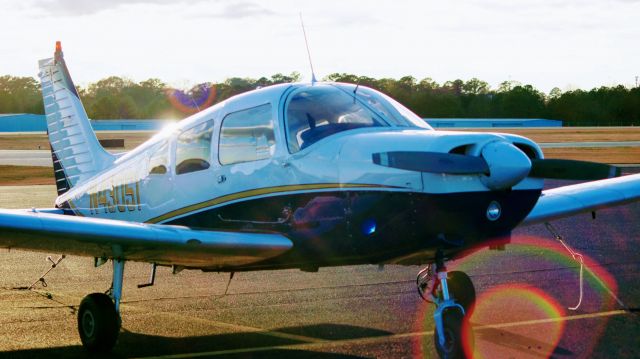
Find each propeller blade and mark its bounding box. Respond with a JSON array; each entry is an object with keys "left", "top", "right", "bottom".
[
  {"left": 372, "top": 151, "right": 489, "bottom": 174},
  {"left": 529, "top": 159, "right": 621, "bottom": 180}
]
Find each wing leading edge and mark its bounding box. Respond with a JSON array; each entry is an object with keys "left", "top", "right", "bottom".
[
  {"left": 0, "top": 209, "right": 292, "bottom": 269},
  {"left": 522, "top": 173, "right": 640, "bottom": 226}
]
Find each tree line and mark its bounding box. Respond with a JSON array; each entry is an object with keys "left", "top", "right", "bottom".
[{"left": 1, "top": 73, "right": 639, "bottom": 126}]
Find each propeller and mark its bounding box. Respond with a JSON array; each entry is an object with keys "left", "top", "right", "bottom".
[
  {"left": 372, "top": 151, "right": 489, "bottom": 175},
  {"left": 372, "top": 150, "right": 621, "bottom": 182},
  {"left": 529, "top": 158, "right": 621, "bottom": 180}
]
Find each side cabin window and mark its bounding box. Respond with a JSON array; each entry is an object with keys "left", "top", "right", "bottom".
[
  {"left": 219, "top": 104, "right": 275, "bottom": 165},
  {"left": 148, "top": 140, "right": 169, "bottom": 175},
  {"left": 176, "top": 119, "right": 214, "bottom": 175}
]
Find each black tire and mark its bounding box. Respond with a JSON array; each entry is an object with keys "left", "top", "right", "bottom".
[
  {"left": 445, "top": 271, "right": 476, "bottom": 314},
  {"left": 434, "top": 309, "right": 472, "bottom": 359},
  {"left": 78, "top": 293, "right": 120, "bottom": 352}
]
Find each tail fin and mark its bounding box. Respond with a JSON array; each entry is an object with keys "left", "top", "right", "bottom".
[{"left": 38, "top": 42, "right": 114, "bottom": 195}]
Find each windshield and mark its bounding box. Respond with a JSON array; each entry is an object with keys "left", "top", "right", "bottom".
[
  {"left": 344, "top": 85, "right": 432, "bottom": 129},
  {"left": 285, "top": 85, "right": 389, "bottom": 153}
]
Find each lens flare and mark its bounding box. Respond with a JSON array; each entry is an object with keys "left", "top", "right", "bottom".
[
  {"left": 450, "top": 235, "right": 619, "bottom": 312},
  {"left": 412, "top": 235, "right": 619, "bottom": 358},
  {"left": 166, "top": 85, "right": 217, "bottom": 115},
  {"left": 469, "top": 284, "right": 566, "bottom": 359}
]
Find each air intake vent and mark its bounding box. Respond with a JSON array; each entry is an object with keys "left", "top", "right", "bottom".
[
  {"left": 449, "top": 144, "right": 472, "bottom": 155},
  {"left": 513, "top": 143, "right": 539, "bottom": 159}
]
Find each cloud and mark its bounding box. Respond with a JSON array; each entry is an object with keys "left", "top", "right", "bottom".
[
  {"left": 206, "top": 2, "right": 276, "bottom": 19},
  {"left": 26, "top": 0, "right": 214, "bottom": 16},
  {"left": 25, "top": 0, "right": 277, "bottom": 18},
  {"left": 469, "top": 0, "right": 639, "bottom": 10}
]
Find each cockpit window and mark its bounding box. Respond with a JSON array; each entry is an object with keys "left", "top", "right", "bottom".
[{"left": 285, "top": 85, "right": 388, "bottom": 153}]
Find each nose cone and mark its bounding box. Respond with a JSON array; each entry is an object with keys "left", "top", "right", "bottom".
[{"left": 481, "top": 141, "right": 531, "bottom": 190}]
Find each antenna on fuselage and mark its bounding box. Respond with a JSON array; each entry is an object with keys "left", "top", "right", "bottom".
[
  {"left": 189, "top": 84, "right": 207, "bottom": 112},
  {"left": 189, "top": 94, "right": 201, "bottom": 112},
  {"left": 299, "top": 13, "right": 317, "bottom": 84}
]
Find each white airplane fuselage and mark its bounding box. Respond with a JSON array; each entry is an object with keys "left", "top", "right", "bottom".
[{"left": 53, "top": 82, "right": 545, "bottom": 271}]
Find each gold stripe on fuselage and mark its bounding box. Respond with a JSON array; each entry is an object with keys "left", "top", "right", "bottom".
[{"left": 146, "top": 183, "right": 392, "bottom": 224}]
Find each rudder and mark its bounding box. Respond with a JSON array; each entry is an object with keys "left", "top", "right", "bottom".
[{"left": 38, "top": 42, "right": 114, "bottom": 195}]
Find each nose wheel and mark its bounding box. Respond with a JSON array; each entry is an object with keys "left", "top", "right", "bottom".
[
  {"left": 417, "top": 250, "right": 475, "bottom": 359},
  {"left": 435, "top": 309, "right": 466, "bottom": 359}
]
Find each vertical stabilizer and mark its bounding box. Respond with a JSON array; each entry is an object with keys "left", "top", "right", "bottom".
[{"left": 38, "top": 42, "right": 114, "bottom": 195}]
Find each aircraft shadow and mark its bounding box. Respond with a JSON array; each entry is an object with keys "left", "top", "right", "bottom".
[{"left": 0, "top": 323, "right": 390, "bottom": 358}]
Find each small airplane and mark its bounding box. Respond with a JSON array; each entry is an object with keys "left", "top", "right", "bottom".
[{"left": 1, "top": 42, "right": 639, "bottom": 358}]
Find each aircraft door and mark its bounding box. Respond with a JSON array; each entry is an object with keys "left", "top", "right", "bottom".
[{"left": 214, "top": 104, "right": 287, "bottom": 224}]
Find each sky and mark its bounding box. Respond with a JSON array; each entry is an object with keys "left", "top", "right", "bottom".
[{"left": 0, "top": 0, "right": 638, "bottom": 93}]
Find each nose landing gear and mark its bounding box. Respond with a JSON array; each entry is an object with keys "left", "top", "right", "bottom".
[{"left": 417, "top": 250, "right": 476, "bottom": 359}]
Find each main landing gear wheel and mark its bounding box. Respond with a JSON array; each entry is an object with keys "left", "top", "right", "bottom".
[
  {"left": 76, "top": 258, "right": 125, "bottom": 352},
  {"left": 441, "top": 271, "right": 476, "bottom": 314},
  {"left": 78, "top": 293, "right": 121, "bottom": 352}
]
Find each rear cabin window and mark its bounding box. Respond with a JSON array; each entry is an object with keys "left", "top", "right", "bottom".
[
  {"left": 148, "top": 140, "right": 169, "bottom": 175},
  {"left": 176, "top": 119, "right": 214, "bottom": 175},
  {"left": 219, "top": 104, "right": 275, "bottom": 165}
]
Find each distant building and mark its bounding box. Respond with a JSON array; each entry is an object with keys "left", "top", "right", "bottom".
[
  {"left": 90, "top": 119, "right": 176, "bottom": 131},
  {"left": 0, "top": 114, "right": 47, "bottom": 131},
  {"left": 0, "top": 114, "right": 562, "bottom": 132},
  {"left": 425, "top": 118, "right": 562, "bottom": 128},
  {"left": 0, "top": 114, "right": 174, "bottom": 132}
]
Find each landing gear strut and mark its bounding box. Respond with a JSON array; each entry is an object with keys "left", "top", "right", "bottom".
[
  {"left": 78, "top": 258, "right": 124, "bottom": 352},
  {"left": 417, "top": 250, "right": 475, "bottom": 359}
]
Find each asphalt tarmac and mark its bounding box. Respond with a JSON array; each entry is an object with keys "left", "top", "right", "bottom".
[
  {"left": 0, "top": 150, "right": 52, "bottom": 167},
  {"left": 0, "top": 173, "right": 639, "bottom": 358},
  {"left": 0, "top": 150, "right": 121, "bottom": 167}
]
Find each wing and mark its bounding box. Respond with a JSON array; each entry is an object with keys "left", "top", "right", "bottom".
[
  {"left": 522, "top": 173, "right": 640, "bottom": 225},
  {"left": 0, "top": 209, "right": 292, "bottom": 269}
]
